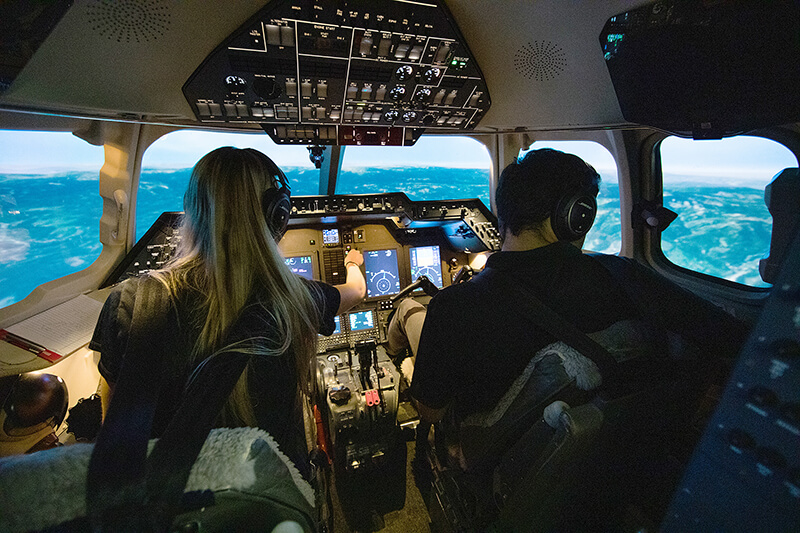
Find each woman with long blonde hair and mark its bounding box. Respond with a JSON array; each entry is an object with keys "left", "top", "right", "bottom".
[{"left": 90, "top": 147, "right": 366, "bottom": 476}]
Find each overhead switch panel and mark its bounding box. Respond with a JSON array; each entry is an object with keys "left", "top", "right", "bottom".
[{"left": 182, "top": 0, "right": 491, "bottom": 146}]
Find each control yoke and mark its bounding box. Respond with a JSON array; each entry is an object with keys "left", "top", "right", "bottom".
[
  {"left": 452, "top": 265, "right": 474, "bottom": 285},
  {"left": 391, "top": 275, "right": 439, "bottom": 303}
]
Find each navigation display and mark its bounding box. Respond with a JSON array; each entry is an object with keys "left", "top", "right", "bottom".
[
  {"left": 364, "top": 249, "right": 401, "bottom": 297},
  {"left": 285, "top": 255, "right": 313, "bottom": 280},
  {"left": 409, "top": 245, "right": 443, "bottom": 288},
  {"left": 323, "top": 228, "right": 339, "bottom": 245},
  {"left": 349, "top": 310, "right": 374, "bottom": 331}
]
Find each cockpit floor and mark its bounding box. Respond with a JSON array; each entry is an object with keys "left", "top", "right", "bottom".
[{"left": 329, "top": 438, "right": 432, "bottom": 532}]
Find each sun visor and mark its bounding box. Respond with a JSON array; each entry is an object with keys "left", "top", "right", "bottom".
[{"left": 600, "top": 0, "right": 800, "bottom": 139}]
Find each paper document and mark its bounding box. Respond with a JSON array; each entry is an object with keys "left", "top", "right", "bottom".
[{"left": 6, "top": 295, "right": 105, "bottom": 356}]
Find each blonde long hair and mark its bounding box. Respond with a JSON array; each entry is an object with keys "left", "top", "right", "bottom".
[{"left": 152, "top": 147, "right": 319, "bottom": 426}]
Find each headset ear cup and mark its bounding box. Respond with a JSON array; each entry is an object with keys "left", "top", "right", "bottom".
[
  {"left": 262, "top": 186, "right": 291, "bottom": 240},
  {"left": 552, "top": 193, "right": 597, "bottom": 241}
]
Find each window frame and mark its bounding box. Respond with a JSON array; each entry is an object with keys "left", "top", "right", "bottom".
[{"left": 642, "top": 128, "right": 800, "bottom": 301}]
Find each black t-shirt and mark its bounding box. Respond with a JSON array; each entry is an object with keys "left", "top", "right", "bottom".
[
  {"left": 89, "top": 277, "right": 340, "bottom": 475},
  {"left": 409, "top": 242, "right": 748, "bottom": 420}
]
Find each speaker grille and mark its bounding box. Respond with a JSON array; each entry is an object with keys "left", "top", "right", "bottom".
[
  {"left": 514, "top": 41, "right": 567, "bottom": 81},
  {"left": 86, "top": 0, "right": 171, "bottom": 43}
]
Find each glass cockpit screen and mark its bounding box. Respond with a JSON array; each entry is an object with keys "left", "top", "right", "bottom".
[
  {"left": 285, "top": 255, "right": 313, "bottom": 280},
  {"left": 409, "top": 245, "right": 443, "bottom": 288},
  {"left": 349, "top": 310, "right": 374, "bottom": 331},
  {"left": 323, "top": 228, "right": 339, "bottom": 245},
  {"left": 363, "top": 249, "right": 401, "bottom": 297}
]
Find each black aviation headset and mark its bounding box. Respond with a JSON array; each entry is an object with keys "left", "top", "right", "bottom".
[
  {"left": 260, "top": 155, "right": 292, "bottom": 240},
  {"left": 550, "top": 167, "right": 601, "bottom": 242}
]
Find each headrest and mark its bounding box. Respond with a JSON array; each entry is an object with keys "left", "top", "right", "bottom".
[{"left": 760, "top": 168, "right": 800, "bottom": 284}]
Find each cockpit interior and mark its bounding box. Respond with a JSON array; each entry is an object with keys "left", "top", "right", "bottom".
[{"left": 0, "top": 1, "right": 799, "bottom": 532}]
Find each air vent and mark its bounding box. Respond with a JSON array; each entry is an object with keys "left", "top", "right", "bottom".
[
  {"left": 514, "top": 41, "right": 567, "bottom": 81},
  {"left": 86, "top": 0, "right": 171, "bottom": 43}
]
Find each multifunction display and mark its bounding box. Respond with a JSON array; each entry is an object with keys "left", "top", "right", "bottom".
[
  {"left": 285, "top": 255, "right": 313, "bottom": 279},
  {"left": 323, "top": 228, "right": 340, "bottom": 245},
  {"left": 364, "top": 249, "right": 401, "bottom": 298},
  {"left": 348, "top": 310, "right": 375, "bottom": 332},
  {"left": 409, "top": 245, "right": 443, "bottom": 288}
]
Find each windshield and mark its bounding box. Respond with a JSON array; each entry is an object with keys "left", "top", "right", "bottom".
[
  {"left": 138, "top": 130, "right": 319, "bottom": 241},
  {"left": 336, "top": 136, "right": 491, "bottom": 207}
]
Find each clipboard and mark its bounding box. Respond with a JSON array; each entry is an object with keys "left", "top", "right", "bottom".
[{"left": 0, "top": 329, "right": 63, "bottom": 362}]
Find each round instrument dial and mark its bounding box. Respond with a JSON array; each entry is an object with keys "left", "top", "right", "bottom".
[
  {"left": 225, "top": 76, "right": 247, "bottom": 94},
  {"left": 395, "top": 65, "right": 414, "bottom": 81},
  {"left": 421, "top": 67, "right": 441, "bottom": 83},
  {"left": 414, "top": 88, "right": 432, "bottom": 102},
  {"left": 389, "top": 86, "right": 406, "bottom": 101}
]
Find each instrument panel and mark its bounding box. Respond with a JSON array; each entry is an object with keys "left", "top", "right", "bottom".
[{"left": 102, "top": 192, "right": 499, "bottom": 352}]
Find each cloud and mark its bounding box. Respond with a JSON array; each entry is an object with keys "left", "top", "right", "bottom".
[{"left": 0, "top": 225, "right": 30, "bottom": 264}]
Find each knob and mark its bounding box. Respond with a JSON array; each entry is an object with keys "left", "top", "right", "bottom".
[
  {"left": 395, "top": 65, "right": 414, "bottom": 81},
  {"left": 252, "top": 77, "right": 282, "bottom": 100},
  {"left": 389, "top": 86, "right": 406, "bottom": 101},
  {"left": 329, "top": 386, "right": 352, "bottom": 405},
  {"left": 421, "top": 113, "right": 435, "bottom": 125},
  {"left": 383, "top": 109, "right": 399, "bottom": 122},
  {"left": 421, "top": 67, "right": 441, "bottom": 83}
]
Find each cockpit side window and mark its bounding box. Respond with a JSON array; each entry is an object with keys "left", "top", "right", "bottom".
[
  {"left": 520, "top": 140, "right": 621, "bottom": 254},
  {"left": 335, "top": 136, "right": 491, "bottom": 207},
  {"left": 0, "top": 130, "right": 104, "bottom": 308},
  {"left": 659, "top": 135, "right": 797, "bottom": 287},
  {"left": 138, "top": 130, "right": 319, "bottom": 241}
]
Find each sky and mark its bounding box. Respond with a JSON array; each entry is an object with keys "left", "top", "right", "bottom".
[{"left": 0, "top": 129, "right": 796, "bottom": 188}]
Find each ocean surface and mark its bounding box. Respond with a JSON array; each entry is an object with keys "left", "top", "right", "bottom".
[{"left": 0, "top": 167, "right": 771, "bottom": 307}]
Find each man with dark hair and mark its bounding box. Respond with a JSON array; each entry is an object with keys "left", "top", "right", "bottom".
[{"left": 389, "top": 148, "right": 748, "bottom": 473}]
